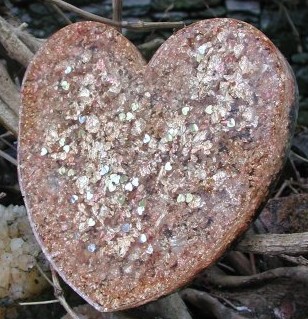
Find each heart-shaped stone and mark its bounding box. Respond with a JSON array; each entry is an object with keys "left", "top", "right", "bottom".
[{"left": 19, "top": 19, "right": 297, "bottom": 311}]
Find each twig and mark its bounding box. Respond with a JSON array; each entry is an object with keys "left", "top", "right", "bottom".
[
  {"left": 224, "top": 251, "right": 254, "bottom": 276},
  {"left": 135, "top": 292, "right": 193, "bottom": 319},
  {"left": 0, "top": 60, "right": 20, "bottom": 114},
  {"left": 0, "top": 98, "right": 18, "bottom": 137},
  {"left": 0, "top": 16, "right": 34, "bottom": 66},
  {"left": 274, "top": 179, "right": 299, "bottom": 198},
  {"left": 50, "top": 267, "right": 81, "bottom": 319},
  {"left": 45, "top": 0, "right": 185, "bottom": 30},
  {"left": 275, "top": 1, "right": 303, "bottom": 53},
  {"left": 112, "top": 0, "right": 123, "bottom": 33},
  {"left": 280, "top": 254, "right": 308, "bottom": 266},
  {"left": 0, "top": 149, "right": 17, "bottom": 166},
  {"left": 19, "top": 300, "right": 60, "bottom": 306},
  {"left": 288, "top": 155, "right": 301, "bottom": 181},
  {"left": 35, "top": 261, "right": 54, "bottom": 287},
  {"left": 180, "top": 288, "right": 249, "bottom": 319},
  {"left": 203, "top": 265, "right": 308, "bottom": 288},
  {"left": 236, "top": 232, "right": 308, "bottom": 255},
  {"left": 291, "top": 150, "right": 308, "bottom": 163},
  {"left": 12, "top": 23, "right": 44, "bottom": 53},
  {"left": 50, "top": 3, "right": 72, "bottom": 25}
]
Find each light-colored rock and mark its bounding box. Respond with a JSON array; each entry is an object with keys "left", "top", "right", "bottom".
[{"left": 0, "top": 205, "right": 48, "bottom": 301}]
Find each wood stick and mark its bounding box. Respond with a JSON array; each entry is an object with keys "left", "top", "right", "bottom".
[
  {"left": 0, "top": 98, "right": 18, "bottom": 136},
  {"left": 0, "top": 60, "right": 20, "bottom": 114},
  {"left": 112, "top": 0, "right": 123, "bottom": 33},
  {"left": 12, "top": 23, "right": 45, "bottom": 53},
  {"left": 181, "top": 288, "right": 248, "bottom": 319},
  {"left": 0, "top": 17, "right": 33, "bottom": 66},
  {"left": 236, "top": 232, "right": 308, "bottom": 255},
  {"left": 46, "top": 0, "right": 184, "bottom": 30},
  {"left": 204, "top": 265, "right": 308, "bottom": 288}
]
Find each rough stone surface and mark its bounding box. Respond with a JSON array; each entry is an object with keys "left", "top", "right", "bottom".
[
  {"left": 19, "top": 19, "right": 297, "bottom": 311},
  {"left": 0, "top": 205, "right": 48, "bottom": 301}
]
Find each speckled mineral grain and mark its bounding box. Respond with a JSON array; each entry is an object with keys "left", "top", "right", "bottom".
[{"left": 19, "top": 19, "right": 297, "bottom": 311}]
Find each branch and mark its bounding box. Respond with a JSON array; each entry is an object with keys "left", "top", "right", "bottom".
[
  {"left": 0, "top": 98, "right": 18, "bottom": 136},
  {"left": 236, "top": 232, "right": 308, "bottom": 255},
  {"left": 12, "top": 23, "right": 44, "bottom": 53},
  {"left": 45, "top": 0, "right": 185, "bottom": 30},
  {"left": 134, "top": 292, "right": 193, "bottom": 319},
  {"left": 180, "top": 288, "right": 249, "bottom": 319},
  {"left": 203, "top": 265, "right": 308, "bottom": 288},
  {"left": 112, "top": 0, "right": 123, "bottom": 33},
  {"left": 50, "top": 267, "right": 81, "bottom": 319},
  {"left": 0, "top": 16, "right": 34, "bottom": 66},
  {"left": 0, "top": 60, "right": 20, "bottom": 114}
]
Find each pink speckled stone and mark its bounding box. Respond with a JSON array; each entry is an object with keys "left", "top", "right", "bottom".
[{"left": 19, "top": 19, "right": 297, "bottom": 311}]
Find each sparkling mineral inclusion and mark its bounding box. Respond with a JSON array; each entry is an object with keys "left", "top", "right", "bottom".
[{"left": 19, "top": 19, "right": 297, "bottom": 311}]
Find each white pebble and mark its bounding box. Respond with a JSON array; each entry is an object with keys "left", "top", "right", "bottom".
[
  {"left": 60, "top": 80, "right": 70, "bottom": 91},
  {"left": 86, "top": 191, "right": 93, "bottom": 201},
  {"left": 78, "top": 115, "right": 86, "bottom": 124},
  {"left": 197, "top": 44, "right": 207, "bottom": 55},
  {"left": 121, "top": 223, "right": 131, "bottom": 233},
  {"left": 87, "top": 218, "right": 96, "bottom": 227},
  {"left": 10, "top": 238, "right": 24, "bottom": 251},
  {"left": 100, "top": 165, "right": 110, "bottom": 176},
  {"left": 87, "top": 243, "right": 96, "bottom": 253},
  {"left": 108, "top": 182, "right": 116, "bottom": 192},
  {"left": 64, "top": 66, "right": 72, "bottom": 74},
  {"left": 70, "top": 195, "right": 78, "bottom": 203},
  {"left": 40, "top": 147, "right": 48, "bottom": 156},
  {"left": 205, "top": 105, "right": 213, "bottom": 114},
  {"left": 139, "top": 234, "right": 147, "bottom": 243},
  {"left": 190, "top": 123, "right": 199, "bottom": 132},
  {"left": 131, "top": 102, "right": 139, "bottom": 111},
  {"left": 125, "top": 182, "right": 133, "bottom": 192},
  {"left": 164, "top": 162, "right": 172, "bottom": 171},
  {"left": 182, "top": 106, "right": 190, "bottom": 115},
  {"left": 118, "top": 113, "right": 126, "bottom": 121},
  {"left": 126, "top": 112, "right": 134, "bottom": 121},
  {"left": 59, "top": 137, "right": 66, "bottom": 147},
  {"left": 63, "top": 145, "right": 70, "bottom": 153},
  {"left": 185, "top": 193, "right": 194, "bottom": 203},
  {"left": 132, "top": 177, "right": 139, "bottom": 187},
  {"left": 137, "top": 206, "right": 145, "bottom": 215},
  {"left": 143, "top": 134, "right": 151, "bottom": 144},
  {"left": 146, "top": 244, "right": 153, "bottom": 254},
  {"left": 110, "top": 174, "right": 121, "bottom": 185},
  {"left": 177, "top": 194, "right": 185, "bottom": 203},
  {"left": 227, "top": 118, "right": 236, "bottom": 128}
]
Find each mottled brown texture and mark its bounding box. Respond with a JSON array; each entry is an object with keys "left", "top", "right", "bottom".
[
  {"left": 258, "top": 194, "right": 308, "bottom": 234},
  {"left": 19, "top": 19, "right": 297, "bottom": 311}
]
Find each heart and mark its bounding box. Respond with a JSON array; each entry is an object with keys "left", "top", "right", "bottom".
[{"left": 19, "top": 19, "right": 297, "bottom": 311}]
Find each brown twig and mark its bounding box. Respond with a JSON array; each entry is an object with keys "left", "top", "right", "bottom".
[
  {"left": 0, "top": 149, "right": 17, "bottom": 166},
  {"left": 180, "top": 288, "right": 249, "bottom": 319},
  {"left": 12, "top": 23, "right": 45, "bottom": 53},
  {"left": 236, "top": 232, "right": 308, "bottom": 255},
  {"left": 0, "top": 60, "right": 20, "bottom": 114},
  {"left": 50, "top": 3, "right": 72, "bottom": 25},
  {"left": 50, "top": 267, "right": 81, "bottom": 319},
  {"left": 112, "top": 0, "right": 123, "bottom": 33},
  {"left": 45, "top": 0, "right": 184, "bottom": 30},
  {"left": 203, "top": 265, "right": 308, "bottom": 288},
  {"left": 135, "top": 292, "right": 193, "bottom": 319},
  {"left": 280, "top": 254, "right": 308, "bottom": 266},
  {"left": 0, "top": 98, "right": 18, "bottom": 136},
  {"left": 19, "top": 300, "right": 60, "bottom": 306},
  {"left": 0, "top": 16, "right": 34, "bottom": 66}
]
